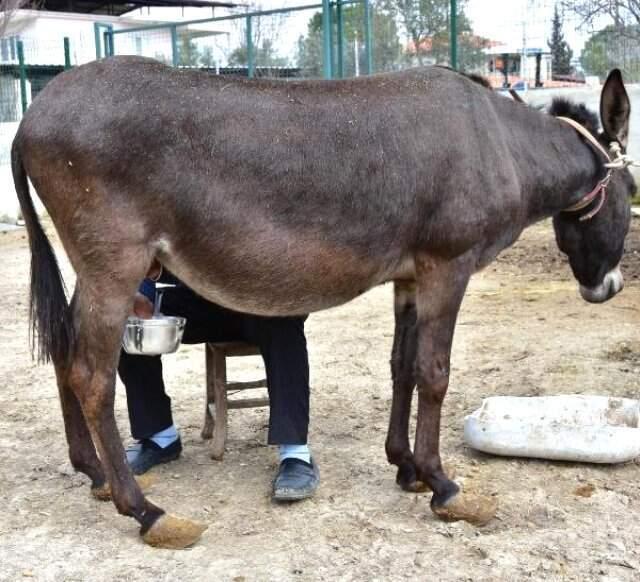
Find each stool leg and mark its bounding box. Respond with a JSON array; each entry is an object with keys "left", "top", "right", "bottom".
[
  {"left": 201, "top": 344, "right": 215, "bottom": 440},
  {"left": 210, "top": 348, "right": 228, "bottom": 461}
]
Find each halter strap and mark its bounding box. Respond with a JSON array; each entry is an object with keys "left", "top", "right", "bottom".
[
  {"left": 557, "top": 116, "right": 614, "bottom": 221},
  {"left": 556, "top": 116, "right": 613, "bottom": 164}
]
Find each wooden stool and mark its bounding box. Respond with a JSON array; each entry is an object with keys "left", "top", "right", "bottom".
[{"left": 201, "top": 342, "right": 269, "bottom": 460}]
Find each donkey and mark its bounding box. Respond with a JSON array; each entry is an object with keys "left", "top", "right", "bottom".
[{"left": 13, "top": 57, "right": 633, "bottom": 548}]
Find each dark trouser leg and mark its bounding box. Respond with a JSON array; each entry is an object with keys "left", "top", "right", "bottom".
[
  {"left": 118, "top": 351, "right": 173, "bottom": 440},
  {"left": 120, "top": 286, "right": 310, "bottom": 447},
  {"left": 161, "top": 288, "right": 310, "bottom": 445},
  {"left": 117, "top": 286, "right": 232, "bottom": 440},
  {"left": 244, "top": 316, "right": 310, "bottom": 445}
]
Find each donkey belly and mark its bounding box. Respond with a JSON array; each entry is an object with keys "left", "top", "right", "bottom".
[{"left": 159, "top": 232, "right": 399, "bottom": 316}]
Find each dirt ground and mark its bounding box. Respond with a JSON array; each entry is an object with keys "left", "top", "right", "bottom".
[{"left": 1, "top": 216, "right": 639, "bottom": 582}]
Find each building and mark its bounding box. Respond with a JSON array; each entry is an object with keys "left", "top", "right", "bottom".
[
  {"left": 484, "top": 44, "right": 553, "bottom": 89},
  {"left": 0, "top": 0, "right": 234, "bottom": 221}
]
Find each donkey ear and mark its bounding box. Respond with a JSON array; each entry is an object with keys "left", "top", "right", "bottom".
[{"left": 600, "top": 69, "right": 630, "bottom": 148}]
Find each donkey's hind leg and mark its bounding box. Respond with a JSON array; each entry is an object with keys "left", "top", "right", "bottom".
[
  {"left": 67, "top": 272, "right": 206, "bottom": 548},
  {"left": 54, "top": 360, "right": 106, "bottom": 493},
  {"left": 52, "top": 289, "right": 107, "bottom": 496},
  {"left": 385, "top": 281, "right": 426, "bottom": 492}
]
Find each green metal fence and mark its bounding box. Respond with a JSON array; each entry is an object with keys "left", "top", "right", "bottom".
[
  {"left": 0, "top": 38, "right": 68, "bottom": 171},
  {"left": 108, "top": 1, "right": 376, "bottom": 80}
]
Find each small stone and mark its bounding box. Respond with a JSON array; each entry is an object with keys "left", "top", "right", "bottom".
[
  {"left": 574, "top": 483, "right": 596, "bottom": 497},
  {"left": 57, "top": 463, "right": 75, "bottom": 477},
  {"left": 608, "top": 539, "right": 626, "bottom": 553}
]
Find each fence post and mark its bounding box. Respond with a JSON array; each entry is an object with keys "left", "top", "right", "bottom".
[
  {"left": 322, "top": 0, "right": 332, "bottom": 79},
  {"left": 104, "top": 29, "right": 114, "bottom": 56},
  {"left": 246, "top": 15, "right": 254, "bottom": 78},
  {"left": 94, "top": 23, "right": 100, "bottom": 59},
  {"left": 363, "top": 0, "right": 373, "bottom": 74},
  {"left": 64, "top": 37, "right": 71, "bottom": 69},
  {"left": 171, "top": 25, "right": 179, "bottom": 66},
  {"left": 336, "top": 0, "right": 344, "bottom": 78},
  {"left": 450, "top": 0, "right": 458, "bottom": 69},
  {"left": 17, "top": 40, "right": 27, "bottom": 115}
]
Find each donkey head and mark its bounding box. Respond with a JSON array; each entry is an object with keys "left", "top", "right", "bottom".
[{"left": 552, "top": 69, "right": 635, "bottom": 303}]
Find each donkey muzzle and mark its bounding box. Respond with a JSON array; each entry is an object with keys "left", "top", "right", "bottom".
[{"left": 579, "top": 266, "right": 624, "bottom": 303}]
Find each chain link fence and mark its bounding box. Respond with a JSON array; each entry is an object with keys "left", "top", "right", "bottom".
[
  {"left": 0, "top": 37, "right": 69, "bottom": 221},
  {"left": 111, "top": 5, "right": 326, "bottom": 78}
]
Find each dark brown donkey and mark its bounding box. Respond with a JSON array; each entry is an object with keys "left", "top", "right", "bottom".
[{"left": 13, "top": 57, "right": 634, "bottom": 548}]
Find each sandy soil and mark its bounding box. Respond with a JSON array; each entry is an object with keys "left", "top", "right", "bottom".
[{"left": 1, "top": 217, "right": 639, "bottom": 582}]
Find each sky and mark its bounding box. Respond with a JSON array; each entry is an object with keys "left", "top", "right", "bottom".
[
  {"left": 465, "top": 0, "right": 605, "bottom": 55},
  {"left": 134, "top": 0, "right": 612, "bottom": 63},
  {"left": 243, "top": 0, "right": 605, "bottom": 55}
]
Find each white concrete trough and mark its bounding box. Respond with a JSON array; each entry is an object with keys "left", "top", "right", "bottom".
[{"left": 464, "top": 395, "right": 640, "bottom": 464}]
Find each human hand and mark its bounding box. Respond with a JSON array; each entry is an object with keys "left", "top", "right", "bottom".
[
  {"left": 146, "top": 259, "right": 162, "bottom": 281},
  {"left": 133, "top": 292, "right": 154, "bottom": 319}
]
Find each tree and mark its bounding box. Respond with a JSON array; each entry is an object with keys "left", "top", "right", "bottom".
[
  {"left": 548, "top": 5, "right": 573, "bottom": 76},
  {"left": 178, "top": 36, "right": 200, "bottom": 67},
  {"left": 564, "top": 1, "right": 640, "bottom": 41},
  {"left": 428, "top": 15, "right": 489, "bottom": 71},
  {"left": 296, "top": 3, "right": 402, "bottom": 77},
  {"left": 227, "top": 5, "right": 288, "bottom": 69},
  {"left": 383, "top": 0, "right": 488, "bottom": 70},
  {"left": 199, "top": 46, "right": 216, "bottom": 68},
  {"left": 581, "top": 26, "right": 620, "bottom": 80},
  {"left": 0, "top": 0, "right": 30, "bottom": 37},
  {"left": 581, "top": 24, "right": 640, "bottom": 82},
  {"left": 229, "top": 38, "right": 288, "bottom": 68},
  {"left": 384, "top": 0, "right": 448, "bottom": 66}
]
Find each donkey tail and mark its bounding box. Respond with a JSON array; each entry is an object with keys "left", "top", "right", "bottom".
[{"left": 12, "top": 139, "right": 74, "bottom": 364}]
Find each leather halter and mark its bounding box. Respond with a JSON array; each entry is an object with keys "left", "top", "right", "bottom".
[{"left": 557, "top": 116, "right": 616, "bottom": 222}]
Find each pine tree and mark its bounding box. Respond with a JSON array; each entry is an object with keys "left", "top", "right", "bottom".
[{"left": 548, "top": 4, "right": 573, "bottom": 76}]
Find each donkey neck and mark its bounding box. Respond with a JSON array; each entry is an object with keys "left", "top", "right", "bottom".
[{"left": 509, "top": 110, "right": 605, "bottom": 224}]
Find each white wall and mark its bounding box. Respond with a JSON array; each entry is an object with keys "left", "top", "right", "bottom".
[
  {"left": 3, "top": 11, "right": 184, "bottom": 66},
  {"left": 0, "top": 121, "right": 20, "bottom": 220},
  {"left": 0, "top": 11, "right": 186, "bottom": 221}
]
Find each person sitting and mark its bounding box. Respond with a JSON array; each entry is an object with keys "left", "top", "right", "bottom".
[{"left": 117, "top": 267, "right": 319, "bottom": 501}]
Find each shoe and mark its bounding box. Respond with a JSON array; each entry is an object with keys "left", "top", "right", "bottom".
[
  {"left": 127, "top": 438, "right": 182, "bottom": 475},
  {"left": 273, "top": 457, "right": 320, "bottom": 501}
]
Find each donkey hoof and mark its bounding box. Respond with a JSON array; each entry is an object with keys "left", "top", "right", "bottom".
[
  {"left": 431, "top": 490, "right": 497, "bottom": 526},
  {"left": 90, "top": 482, "right": 111, "bottom": 502},
  {"left": 90, "top": 474, "right": 156, "bottom": 502},
  {"left": 396, "top": 462, "right": 427, "bottom": 492},
  {"left": 142, "top": 514, "right": 207, "bottom": 549},
  {"left": 397, "top": 463, "right": 456, "bottom": 493},
  {"left": 405, "top": 480, "right": 429, "bottom": 493}
]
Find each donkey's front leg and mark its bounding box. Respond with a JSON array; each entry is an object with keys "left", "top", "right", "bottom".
[
  {"left": 385, "top": 281, "right": 426, "bottom": 492},
  {"left": 413, "top": 255, "right": 497, "bottom": 526}
]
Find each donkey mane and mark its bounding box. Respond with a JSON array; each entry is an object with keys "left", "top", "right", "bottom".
[
  {"left": 463, "top": 72, "right": 493, "bottom": 89},
  {"left": 548, "top": 97, "right": 600, "bottom": 133},
  {"left": 434, "top": 66, "right": 493, "bottom": 90}
]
